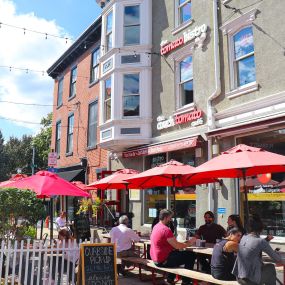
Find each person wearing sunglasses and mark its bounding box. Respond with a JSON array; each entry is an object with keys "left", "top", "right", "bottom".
[{"left": 211, "top": 227, "right": 242, "bottom": 281}]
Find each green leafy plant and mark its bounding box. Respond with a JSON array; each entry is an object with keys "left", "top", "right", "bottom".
[{"left": 77, "top": 197, "right": 103, "bottom": 217}]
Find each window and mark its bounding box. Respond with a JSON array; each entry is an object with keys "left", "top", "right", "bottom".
[
  {"left": 66, "top": 114, "right": 74, "bottom": 154},
  {"left": 123, "top": 73, "right": 140, "bottom": 117},
  {"left": 121, "top": 54, "right": 140, "bottom": 64},
  {"left": 57, "top": 78, "right": 63, "bottom": 107},
  {"left": 233, "top": 26, "right": 256, "bottom": 87},
  {"left": 104, "top": 78, "right": 112, "bottom": 122},
  {"left": 90, "top": 48, "right": 100, "bottom": 83},
  {"left": 55, "top": 121, "right": 61, "bottom": 154},
  {"left": 69, "top": 66, "right": 77, "bottom": 98},
  {"left": 124, "top": 5, "right": 140, "bottom": 45},
  {"left": 178, "top": 0, "right": 192, "bottom": 26},
  {"left": 179, "top": 56, "right": 193, "bottom": 106},
  {"left": 106, "top": 11, "right": 113, "bottom": 52},
  {"left": 87, "top": 101, "right": 98, "bottom": 148}
]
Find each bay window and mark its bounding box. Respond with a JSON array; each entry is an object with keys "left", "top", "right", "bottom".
[
  {"left": 124, "top": 5, "right": 140, "bottom": 45},
  {"left": 104, "top": 78, "right": 112, "bottom": 122},
  {"left": 123, "top": 73, "right": 140, "bottom": 117}
]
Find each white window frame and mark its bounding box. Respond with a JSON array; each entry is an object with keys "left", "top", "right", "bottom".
[
  {"left": 105, "top": 11, "right": 113, "bottom": 53},
  {"left": 221, "top": 8, "right": 259, "bottom": 99},
  {"left": 123, "top": 5, "right": 141, "bottom": 46},
  {"left": 122, "top": 73, "right": 140, "bottom": 118},
  {"left": 173, "top": 0, "right": 193, "bottom": 35},
  {"left": 103, "top": 77, "right": 112, "bottom": 122},
  {"left": 55, "top": 120, "right": 61, "bottom": 154},
  {"left": 66, "top": 113, "right": 74, "bottom": 154},
  {"left": 57, "top": 77, "right": 63, "bottom": 107},
  {"left": 87, "top": 100, "right": 98, "bottom": 148}
]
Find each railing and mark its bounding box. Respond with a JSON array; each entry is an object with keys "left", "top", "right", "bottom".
[{"left": 0, "top": 239, "right": 82, "bottom": 285}]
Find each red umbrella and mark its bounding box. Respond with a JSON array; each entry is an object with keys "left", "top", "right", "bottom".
[
  {"left": 184, "top": 144, "right": 285, "bottom": 226},
  {"left": 0, "top": 171, "right": 90, "bottom": 197},
  {"left": 0, "top": 173, "right": 27, "bottom": 187},
  {"left": 87, "top": 169, "right": 140, "bottom": 215},
  {"left": 244, "top": 176, "right": 279, "bottom": 189},
  {"left": 71, "top": 181, "right": 93, "bottom": 191},
  {"left": 125, "top": 160, "right": 216, "bottom": 233}
]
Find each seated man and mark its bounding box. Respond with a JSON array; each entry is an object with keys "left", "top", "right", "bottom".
[
  {"left": 195, "top": 211, "right": 227, "bottom": 273},
  {"left": 56, "top": 211, "right": 67, "bottom": 228},
  {"left": 110, "top": 215, "right": 140, "bottom": 275},
  {"left": 211, "top": 227, "right": 242, "bottom": 281},
  {"left": 150, "top": 209, "right": 196, "bottom": 285}
]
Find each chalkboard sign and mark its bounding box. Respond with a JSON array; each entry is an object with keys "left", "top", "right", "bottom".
[
  {"left": 79, "top": 243, "right": 118, "bottom": 285},
  {"left": 74, "top": 214, "right": 91, "bottom": 242}
]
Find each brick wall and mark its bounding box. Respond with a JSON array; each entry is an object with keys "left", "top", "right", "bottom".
[{"left": 51, "top": 43, "right": 108, "bottom": 183}]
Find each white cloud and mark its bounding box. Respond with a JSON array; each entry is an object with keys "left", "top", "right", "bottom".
[{"left": 0, "top": 0, "right": 72, "bottom": 134}]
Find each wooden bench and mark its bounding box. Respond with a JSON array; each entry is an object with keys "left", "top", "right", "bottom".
[{"left": 120, "top": 256, "right": 239, "bottom": 285}]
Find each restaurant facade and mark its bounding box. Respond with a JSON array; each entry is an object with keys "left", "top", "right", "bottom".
[{"left": 94, "top": 0, "right": 285, "bottom": 239}]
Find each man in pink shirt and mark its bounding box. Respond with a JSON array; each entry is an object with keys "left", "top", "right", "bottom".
[
  {"left": 150, "top": 209, "right": 197, "bottom": 285},
  {"left": 110, "top": 215, "right": 140, "bottom": 275}
]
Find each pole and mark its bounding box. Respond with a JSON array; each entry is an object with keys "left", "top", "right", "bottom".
[
  {"left": 40, "top": 197, "right": 46, "bottom": 239},
  {"left": 242, "top": 170, "right": 250, "bottom": 231},
  {"left": 50, "top": 197, "right": 54, "bottom": 240},
  {"left": 172, "top": 176, "right": 177, "bottom": 236},
  {"left": 125, "top": 185, "right": 129, "bottom": 213},
  {"left": 32, "top": 145, "right": 35, "bottom": 175}
]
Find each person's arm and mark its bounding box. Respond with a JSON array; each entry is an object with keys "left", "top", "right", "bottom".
[
  {"left": 223, "top": 241, "right": 238, "bottom": 253},
  {"left": 219, "top": 225, "right": 227, "bottom": 238},
  {"left": 167, "top": 237, "right": 196, "bottom": 250},
  {"left": 261, "top": 239, "right": 281, "bottom": 262},
  {"left": 109, "top": 229, "right": 116, "bottom": 243},
  {"left": 130, "top": 230, "right": 140, "bottom": 242},
  {"left": 195, "top": 227, "right": 201, "bottom": 239}
]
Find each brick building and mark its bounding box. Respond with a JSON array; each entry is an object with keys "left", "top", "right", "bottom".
[{"left": 47, "top": 17, "right": 108, "bottom": 218}]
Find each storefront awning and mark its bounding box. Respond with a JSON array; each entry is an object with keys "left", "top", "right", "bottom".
[
  {"left": 56, "top": 169, "right": 84, "bottom": 182},
  {"left": 122, "top": 136, "right": 198, "bottom": 158}
]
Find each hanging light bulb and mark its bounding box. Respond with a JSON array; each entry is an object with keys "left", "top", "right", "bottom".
[
  {"left": 23, "top": 28, "right": 26, "bottom": 35},
  {"left": 257, "top": 173, "right": 271, "bottom": 184},
  {"left": 45, "top": 33, "right": 48, "bottom": 40},
  {"left": 84, "top": 42, "right": 87, "bottom": 49}
]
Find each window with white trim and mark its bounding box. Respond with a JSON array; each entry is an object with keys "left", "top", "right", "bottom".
[
  {"left": 124, "top": 5, "right": 140, "bottom": 46},
  {"left": 66, "top": 113, "right": 74, "bottom": 154},
  {"left": 90, "top": 48, "right": 100, "bottom": 83},
  {"left": 232, "top": 26, "right": 256, "bottom": 87},
  {"left": 177, "top": 0, "right": 192, "bottom": 27},
  {"left": 179, "top": 55, "right": 193, "bottom": 106},
  {"left": 106, "top": 11, "right": 113, "bottom": 52},
  {"left": 69, "top": 66, "right": 77, "bottom": 98},
  {"left": 57, "top": 78, "right": 63, "bottom": 107},
  {"left": 87, "top": 101, "right": 98, "bottom": 147},
  {"left": 55, "top": 120, "right": 61, "bottom": 154},
  {"left": 104, "top": 77, "right": 112, "bottom": 122},
  {"left": 123, "top": 73, "right": 140, "bottom": 117}
]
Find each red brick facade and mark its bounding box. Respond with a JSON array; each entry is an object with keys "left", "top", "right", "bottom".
[{"left": 50, "top": 44, "right": 108, "bottom": 184}]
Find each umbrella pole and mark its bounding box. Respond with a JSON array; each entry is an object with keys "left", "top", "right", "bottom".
[
  {"left": 243, "top": 171, "right": 250, "bottom": 231},
  {"left": 172, "top": 177, "right": 177, "bottom": 236},
  {"left": 50, "top": 197, "right": 54, "bottom": 240},
  {"left": 40, "top": 197, "right": 46, "bottom": 239},
  {"left": 125, "top": 185, "right": 129, "bottom": 214}
]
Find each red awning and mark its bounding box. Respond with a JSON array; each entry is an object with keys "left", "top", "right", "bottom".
[{"left": 122, "top": 136, "right": 198, "bottom": 158}]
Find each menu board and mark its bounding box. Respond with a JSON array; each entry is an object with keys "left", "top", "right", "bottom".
[
  {"left": 79, "top": 243, "right": 117, "bottom": 285},
  {"left": 74, "top": 214, "right": 91, "bottom": 242}
]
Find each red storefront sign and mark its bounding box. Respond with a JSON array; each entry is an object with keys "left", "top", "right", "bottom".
[{"left": 122, "top": 137, "right": 198, "bottom": 158}]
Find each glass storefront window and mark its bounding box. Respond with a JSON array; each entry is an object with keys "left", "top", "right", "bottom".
[{"left": 237, "top": 128, "right": 285, "bottom": 237}]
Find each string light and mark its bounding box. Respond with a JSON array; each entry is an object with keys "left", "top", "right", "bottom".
[{"left": 0, "top": 21, "right": 72, "bottom": 43}]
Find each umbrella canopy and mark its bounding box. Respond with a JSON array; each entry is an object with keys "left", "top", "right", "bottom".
[
  {"left": 125, "top": 160, "right": 215, "bottom": 189},
  {"left": 244, "top": 176, "right": 279, "bottom": 188},
  {"left": 278, "top": 179, "right": 285, "bottom": 187},
  {"left": 0, "top": 170, "right": 90, "bottom": 197},
  {"left": 71, "top": 181, "right": 93, "bottom": 191},
  {"left": 184, "top": 144, "right": 285, "bottom": 227},
  {"left": 0, "top": 173, "right": 27, "bottom": 187},
  {"left": 87, "top": 169, "right": 140, "bottom": 190}
]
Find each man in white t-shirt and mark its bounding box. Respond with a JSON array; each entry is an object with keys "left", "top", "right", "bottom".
[
  {"left": 56, "top": 211, "right": 67, "bottom": 228},
  {"left": 110, "top": 215, "right": 140, "bottom": 275}
]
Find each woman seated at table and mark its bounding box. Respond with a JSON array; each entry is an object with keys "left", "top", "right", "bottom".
[
  {"left": 232, "top": 215, "right": 281, "bottom": 285},
  {"left": 227, "top": 214, "right": 246, "bottom": 236},
  {"left": 211, "top": 227, "right": 242, "bottom": 281},
  {"left": 52, "top": 229, "right": 79, "bottom": 284}
]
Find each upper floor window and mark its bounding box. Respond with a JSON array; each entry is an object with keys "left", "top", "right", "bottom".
[
  {"left": 57, "top": 78, "right": 63, "bottom": 107},
  {"left": 106, "top": 11, "right": 113, "bottom": 52},
  {"left": 66, "top": 113, "right": 74, "bottom": 154},
  {"left": 178, "top": 0, "right": 192, "bottom": 26},
  {"left": 90, "top": 48, "right": 100, "bottom": 83},
  {"left": 123, "top": 73, "right": 140, "bottom": 117},
  {"left": 55, "top": 120, "right": 61, "bottom": 154},
  {"left": 69, "top": 66, "right": 77, "bottom": 98},
  {"left": 233, "top": 26, "right": 256, "bottom": 87},
  {"left": 104, "top": 77, "right": 112, "bottom": 122},
  {"left": 87, "top": 101, "right": 98, "bottom": 148},
  {"left": 124, "top": 5, "right": 140, "bottom": 45},
  {"left": 179, "top": 56, "right": 193, "bottom": 106}
]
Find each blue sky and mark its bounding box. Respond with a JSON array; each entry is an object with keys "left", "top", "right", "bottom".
[{"left": 0, "top": 0, "right": 102, "bottom": 142}]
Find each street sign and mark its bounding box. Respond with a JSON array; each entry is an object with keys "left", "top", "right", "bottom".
[
  {"left": 48, "top": 152, "right": 57, "bottom": 167},
  {"left": 217, "top": 207, "right": 226, "bottom": 214}
]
